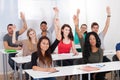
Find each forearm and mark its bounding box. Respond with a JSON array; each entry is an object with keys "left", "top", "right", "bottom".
[
  {"left": 4, "top": 46, "right": 18, "bottom": 50},
  {"left": 32, "top": 66, "right": 49, "bottom": 72},
  {"left": 103, "top": 16, "right": 111, "bottom": 35},
  {"left": 75, "top": 25, "right": 83, "bottom": 38},
  {"left": 12, "top": 31, "right": 16, "bottom": 44}
]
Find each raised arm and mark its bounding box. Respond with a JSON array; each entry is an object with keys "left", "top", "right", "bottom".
[
  {"left": 53, "top": 7, "right": 61, "bottom": 41},
  {"left": 102, "top": 6, "right": 111, "bottom": 36},
  {"left": 19, "top": 12, "right": 27, "bottom": 35},
  {"left": 12, "top": 25, "right": 17, "bottom": 44},
  {"left": 73, "top": 9, "right": 83, "bottom": 38}
]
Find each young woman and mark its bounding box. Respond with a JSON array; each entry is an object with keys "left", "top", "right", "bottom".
[
  {"left": 53, "top": 7, "right": 78, "bottom": 80},
  {"left": 82, "top": 32, "right": 105, "bottom": 80},
  {"left": 53, "top": 7, "right": 78, "bottom": 66},
  {"left": 31, "top": 36, "right": 60, "bottom": 80},
  {"left": 12, "top": 28, "right": 38, "bottom": 56}
]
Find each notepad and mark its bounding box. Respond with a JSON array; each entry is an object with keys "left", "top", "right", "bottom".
[{"left": 79, "top": 66, "right": 100, "bottom": 72}]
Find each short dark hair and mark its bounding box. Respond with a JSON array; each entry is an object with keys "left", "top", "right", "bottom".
[
  {"left": 91, "top": 22, "right": 99, "bottom": 28},
  {"left": 81, "top": 24, "right": 87, "bottom": 28},
  {"left": 40, "top": 21, "right": 47, "bottom": 26},
  {"left": 7, "top": 24, "right": 13, "bottom": 29}
]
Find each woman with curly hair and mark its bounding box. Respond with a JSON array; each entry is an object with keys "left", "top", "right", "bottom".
[{"left": 82, "top": 32, "right": 105, "bottom": 80}]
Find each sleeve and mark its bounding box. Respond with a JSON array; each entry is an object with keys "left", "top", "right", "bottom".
[
  {"left": 31, "top": 52, "right": 38, "bottom": 67},
  {"left": 50, "top": 39, "right": 60, "bottom": 53},
  {"left": 79, "top": 37, "right": 84, "bottom": 52},
  {"left": 3, "top": 35, "right": 7, "bottom": 41},
  {"left": 99, "top": 48, "right": 103, "bottom": 62}
]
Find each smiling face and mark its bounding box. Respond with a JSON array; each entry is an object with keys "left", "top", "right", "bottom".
[
  {"left": 89, "top": 34, "right": 96, "bottom": 47},
  {"left": 40, "top": 39, "right": 50, "bottom": 53},
  {"left": 40, "top": 23, "right": 48, "bottom": 32},
  {"left": 7, "top": 25, "right": 14, "bottom": 35},
  {"left": 91, "top": 25, "right": 99, "bottom": 33},
  {"left": 81, "top": 25, "right": 87, "bottom": 33},
  {"left": 62, "top": 26, "right": 70, "bottom": 37},
  {"left": 27, "top": 29, "right": 36, "bottom": 40},
  {"left": 29, "top": 30, "right": 36, "bottom": 39}
]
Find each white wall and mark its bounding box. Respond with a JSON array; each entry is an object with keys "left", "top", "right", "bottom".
[
  {"left": 0, "top": 0, "right": 120, "bottom": 74},
  {"left": 86, "top": 0, "right": 120, "bottom": 49}
]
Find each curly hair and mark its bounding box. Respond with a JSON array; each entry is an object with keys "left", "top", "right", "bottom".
[{"left": 83, "top": 32, "right": 101, "bottom": 63}]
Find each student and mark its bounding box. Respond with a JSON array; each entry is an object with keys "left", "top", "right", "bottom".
[
  {"left": 91, "top": 6, "right": 111, "bottom": 50},
  {"left": 114, "top": 43, "right": 120, "bottom": 76},
  {"left": 38, "top": 21, "right": 53, "bottom": 43},
  {"left": 91, "top": 7, "right": 111, "bottom": 70},
  {"left": 82, "top": 32, "right": 104, "bottom": 80},
  {"left": 53, "top": 7, "right": 78, "bottom": 80},
  {"left": 116, "top": 43, "right": 120, "bottom": 60},
  {"left": 53, "top": 7, "right": 78, "bottom": 65},
  {"left": 31, "top": 35, "right": 61, "bottom": 80},
  {"left": 3, "top": 12, "right": 27, "bottom": 70},
  {"left": 12, "top": 28, "right": 37, "bottom": 56}
]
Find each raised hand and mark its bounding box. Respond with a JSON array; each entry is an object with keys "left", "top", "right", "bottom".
[
  {"left": 73, "top": 15, "right": 79, "bottom": 26},
  {"left": 12, "top": 25, "right": 16, "bottom": 32},
  {"left": 106, "top": 6, "right": 111, "bottom": 15},
  {"left": 20, "top": 12, "right": 25, "bottom": 21},
  {"left": 53, "top": 7, "right": 59, "bottom": 14},
  {"left": 77, "top": 9, "right": 80, "bottom": 17}
]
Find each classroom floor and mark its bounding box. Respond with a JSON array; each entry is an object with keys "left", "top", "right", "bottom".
[{"left": 0, "top": 72, "right": 114, "bottom": 80}]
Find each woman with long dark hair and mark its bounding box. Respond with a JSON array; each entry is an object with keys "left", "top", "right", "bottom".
[
  {"left": 82, "top": 32, "right": 105, "bottom": 80},
  {"left": 31, "top": 36, "right": 60, "bottom": 80}
]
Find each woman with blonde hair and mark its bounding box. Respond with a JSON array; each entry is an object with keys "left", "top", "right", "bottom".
[{"left": 12, "top": 28, "right": 38, "bottom": 56}]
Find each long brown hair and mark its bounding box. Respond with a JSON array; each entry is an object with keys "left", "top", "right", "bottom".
[
  {"left": 61, "top": 24, "right": 74, "bottom": 41},
  {"left": 37, "top": 36, "right": 52, "bottom": 67},
  {"left": 27, "top": 28, "right": 37, "bottom": 51}
]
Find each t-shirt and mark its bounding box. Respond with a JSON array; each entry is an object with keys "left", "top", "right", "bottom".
[
  {"left": 116, "top": 42, "right": 120, "bottom": 51},
  {"left": 3, "top": 31, "right": 19, "bottom": 47},
  {"left": 99, "top": 32, "right": 105, "bottom": 50},
  {"left": 88, "top": 48, "right": 103, "bottom": 63},
  {"left": 21, "top": 39, "right": 37, "bottom": 56},
  {"left": 58, "top": 40, "right": 72, "bottom": 54},
  {"left": 37, "top": 31, "right": 52, "bottom": 43}
]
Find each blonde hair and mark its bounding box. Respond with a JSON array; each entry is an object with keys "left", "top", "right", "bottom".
[{"left": 27, "top": 28, "right": 37, "bottom": 51}]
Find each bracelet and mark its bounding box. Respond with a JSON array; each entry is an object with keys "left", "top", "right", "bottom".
[{"left": 107, "top": 15, "right": 111, "bottom": 17}]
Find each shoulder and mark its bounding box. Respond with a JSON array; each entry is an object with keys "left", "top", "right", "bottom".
[
  {"left": 32, "top": 51, "right": 38, "bottom": 57},
  {"left": 98, "top": 48, "right": 103, "bottom": 54},
  {"left": 116, "top": 43, "right": 120, "bottom": 51},
  {"left": 3, "top": 34, "right": 9, "bottom": 41}
]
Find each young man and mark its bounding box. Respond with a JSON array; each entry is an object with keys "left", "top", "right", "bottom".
[
  {"left": 38, "top": 21, "right": 54, "bottom": 43},
  {"left": 3, "top": 12, "right": 27, "bottom": 70}
]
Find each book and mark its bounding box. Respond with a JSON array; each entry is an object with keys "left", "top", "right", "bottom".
[{"left": 5, "top": 49, "right": 17, "bottom": 53}]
